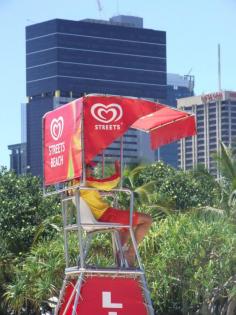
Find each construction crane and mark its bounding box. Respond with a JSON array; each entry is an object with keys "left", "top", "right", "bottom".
[
  {"left": 96, "top": 0, "right": 103, "bottom": 13},
  {"left": 184, "top": 68, "right": 195, "bottom": 95}
]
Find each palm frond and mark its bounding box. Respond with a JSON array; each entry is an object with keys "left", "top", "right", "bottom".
[
  {"left": 197, "top": 206, "right": 225, "bottom": 215},
  {"left": 32, "top": 214, "right": 62, "bottom": 245},
  {"left": 146, "top": 205, "right": 172, "bottom": 216},
  {"left": 218, "top": 142, "right": 236, "bottom": 180},
  {"left": 228, "top": 190, "right": 236, "bottom": 207},
  {"left": 125, "top": 164, "right": 147, "bottom": 188},
  {"left": 134, "top": 181, "right": 156, "bottom": 203},
  {"left": 231, "top": 177, "right": 236, "bottom": 191},
  {"left": 134, "top": 186, "right": 150, "bottom": 203}
]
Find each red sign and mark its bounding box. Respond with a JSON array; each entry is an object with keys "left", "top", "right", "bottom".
[
  {"left": 59, "top": 276, "right": 148, "bottom": 315},
  {"left": 83, "top": 95, "right": 159, "bottom": 162},
  {"left": 43, "top": 99, "right": 83, "bottom": 185},
  {"left": 201, "top": 92, "right": 223, "bottom": 103}
]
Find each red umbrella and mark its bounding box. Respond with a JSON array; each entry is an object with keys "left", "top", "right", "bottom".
[
  {"left": 43, "top": 95, "right": 196, "bottom": 185},
  {"left": 132, "top": 106, "right": 196, "bottom": 149}
]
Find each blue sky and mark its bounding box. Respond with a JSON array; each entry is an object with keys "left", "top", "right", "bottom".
[{"left": 0, "top": 0, "right": 235, "bottom": 168}]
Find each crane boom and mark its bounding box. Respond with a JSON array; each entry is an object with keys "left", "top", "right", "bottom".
[{"left": 96, "top": 0, "right": 102, "bottom": 12}]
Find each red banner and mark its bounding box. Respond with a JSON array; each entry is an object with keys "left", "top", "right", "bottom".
[
  {"left": 83, "top": 96, "right": 159, "bottom": 162},
  {"left": 59, "top": 276, "right": 148, "bottom": 315},
  {"left": 43, "top": 99, "right": 83, "bottom": 185}
]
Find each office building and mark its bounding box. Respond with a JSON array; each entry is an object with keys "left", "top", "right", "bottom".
[
  {"left": 8, "top": 103, "right": 27, "bottom": 175},
  {"left": 178, "top": 90, "right": 236, "bottom": 177},
  {"left": 166, "top": 73, "right": 194, "bottom": 104},
  {"left": 26, "top": 16, "right": 167, "bottom": 176},
  {"left": 8, "top": 143, "right": 27, "bottom": 175},
  {"left": 156, "top": 73, "right": 194, "bottom": 167}
]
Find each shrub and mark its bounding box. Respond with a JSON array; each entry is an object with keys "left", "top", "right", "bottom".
[
  {"left": 140, "top": 211, "right": 236, "bottom": 314},
  {"left": 0, "top": 168, "right": 60, "bottom": 253},
  {"left": 124, "top": 162, "right": 220, "bottom": 212}
]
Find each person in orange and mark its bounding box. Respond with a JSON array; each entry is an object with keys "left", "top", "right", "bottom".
[{"left": 80, "top": 160, "right": 152, "bottom": 266}]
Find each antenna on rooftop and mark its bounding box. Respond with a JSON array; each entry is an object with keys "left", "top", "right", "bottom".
[
  {"left": 218, "top": 43, "right": 222, "bottom": 91},
  {"left": 186, "top": 68, "right": 192, "bottom": 76}
]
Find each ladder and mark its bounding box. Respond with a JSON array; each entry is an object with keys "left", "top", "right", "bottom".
[{"left": 55, "top": 187, "right": 154, "bottom": 315}]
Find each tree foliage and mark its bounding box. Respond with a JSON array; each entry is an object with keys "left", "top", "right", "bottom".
[
  {"left": 214, "top": 141, "right": 236, "bottom": 220},
  {"left": 158, "top": 165, "right": 220, "bottom": 210},
  {"left": 0, "top": 161, "right": 235, "bottom": 315},
  {"left": 0, "top": 168, "right": 60, "bottom": 314},
  {"left": 141, "top": 211, "right": 236, "bottom": 314},
  {"left": 4, "top": 210, "right": 236, "bottom": 315},
  {"left": 0, "top": 167, "right": 60, "bottom": 253},
  {"left": 122, "top": 162, "right": 220, "bottom": 214},
  {"left": 4, "top": 236, "right": 66, "bottom": 314}
]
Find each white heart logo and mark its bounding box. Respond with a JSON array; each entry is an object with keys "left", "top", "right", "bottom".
[
  {"left": 91, "top": 103, "right": 123, "bottom": 124},
  {"left": 50, "top": 116, "right": 64, "bottom": 141}
]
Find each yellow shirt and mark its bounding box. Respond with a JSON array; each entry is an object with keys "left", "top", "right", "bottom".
[{"left": 71, "top": 173, "right": 120, "bottom": 219}]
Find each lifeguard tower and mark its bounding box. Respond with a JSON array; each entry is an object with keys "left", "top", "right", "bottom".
[{"left": 43, "top": 95, "right": 196, "bottom": 315}]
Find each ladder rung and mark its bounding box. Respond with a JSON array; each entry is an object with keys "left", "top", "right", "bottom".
[
  {"left": 64, "top": 224, "right": 130, "bottom": 231},
  {"left": 65, "top": 266, "right": 144, "bottom": 276}
]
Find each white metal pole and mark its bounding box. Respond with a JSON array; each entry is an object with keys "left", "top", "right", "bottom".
[
  {"left": 120, "top": 136, "right": 124, "bottom": 188},
  {"left": 218, "top": 43, "right": 222, "bottom": 91},
  {"left": 81, "top": 97, "right": 86, "bottom": 184}
]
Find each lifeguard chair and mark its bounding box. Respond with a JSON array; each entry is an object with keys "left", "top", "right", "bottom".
[{"left": 43, "top": 94, "right": 196, "bottom": 315}]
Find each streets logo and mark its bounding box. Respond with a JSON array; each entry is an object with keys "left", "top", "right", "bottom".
[
  {"left": 50, "top": 116, "right": 64, "bottom": 141},
  {"left": 91, "top": 103, "right": 123, "bottom": 130}
]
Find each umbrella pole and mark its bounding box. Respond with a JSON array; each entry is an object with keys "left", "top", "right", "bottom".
[
  {"left": 81, "top": 99, "right": 86, "bottom": 184},
  {"left": 120, "top": 136, "right": 124, "bottom": 188},
  {"left": 102, "top": 150, "right": 105, "bottom": 178}
]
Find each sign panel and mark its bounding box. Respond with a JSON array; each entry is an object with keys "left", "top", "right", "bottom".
[
  {"left": 83, "top": 95, "right": 159, "bottom": 162},
  {"left": 201, "top": 92, "right": 224, "bottom": 103},
  {"left": 59, "top": 276, "right": 148, "bottom": 315},
  {"left": 43, "top": 99, "right": 83, "bottom": 185}
]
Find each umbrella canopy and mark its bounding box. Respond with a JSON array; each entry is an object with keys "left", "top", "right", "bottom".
[
  {"left": 83, "top": 95, "right": 160, "bottom": 162},
  {"left": 132, "top": 106, "right": 196, "bottom": 149},
  {"left": 43, "top": 95, "right": 196, "bottom": 185}
]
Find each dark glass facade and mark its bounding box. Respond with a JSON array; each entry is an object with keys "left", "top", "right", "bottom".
[
  {"left": 26, "top": 18, "right": 167, "bottom": 176},
  {"left": 26, "top": 97, "right": 54, "bottom": 176},
  {"left": 8, "top": 143, "right": 27, "bottom": 175}
]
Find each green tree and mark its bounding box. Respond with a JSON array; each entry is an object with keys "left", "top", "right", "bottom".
[
  {"left": 188, "top": 164, "right": 221, "bottom": 207},
  {"left": 123, "top": 164, "right": 156, "bottom": 205},
  {"left": 0, "top": 168, "right": 60, "bottom": 254},
  {"left": 214, "top": 141, "right": 236, "bottom": 219},
  {"left": 0, "top": 168, "right": 60, "bottom": 314},
  {"left": 141, "top": 211, "right": 236, "bottom": 314},
  {"left": 123, "top": 162, "right": 220, "bottom": 214},
  {"left": 4, "top": 236, "right": 66, "bottom": 314},
  {"left": 133, "top": 161, "right": 175, "bottom": 188},
  {"left": 4, "top": 233, "right": 114, "bottom": 314},
  {"left": 1, "top": 162, "right": 232, "bottom": 314},
  {"left": 157, "top": 166, "right": 220, "bottom": 211},
  {"left": 5, "top": 210, "right": 236, "bottom": 315},
  {"left": 216, "top": 142, "right": 236, "bottom": 189}
]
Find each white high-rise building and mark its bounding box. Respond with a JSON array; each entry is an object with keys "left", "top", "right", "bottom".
[{"left": 178, "top": 90, "right": 236, "bottom": 177}]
